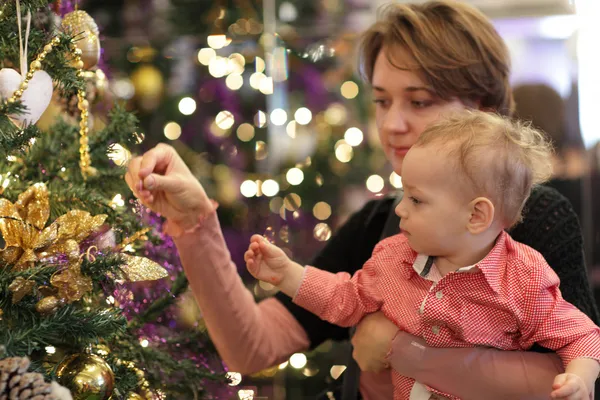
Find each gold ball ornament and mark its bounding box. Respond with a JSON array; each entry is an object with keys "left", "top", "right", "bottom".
[
  {"left": 130, "top": 64, "right": 164, "bottom": 111},
  {"left": 125, "top": 393, "right": 144, "bottom": 400},
  {"left": 56, "top": 354, "right": 115, "bottom": 400},
  {"left": 60, "top": 11, "right": 101, "bottom": 69}
]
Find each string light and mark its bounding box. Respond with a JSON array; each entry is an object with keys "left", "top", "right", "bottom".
[
  {"left": 259, "top": 76, "right": 274, "bottom": 94},
  {"left": 335, "top": 141, "right": 353, "bottom": 163},
  {"left": 254, "top": 111, "right": 267, "bottom": 127},
  {"left": 163, "top": 122, "right": 182, "bottom": 140},
  {"left": 110, "top": 194, "right": 125, "bottom": 209},
  {"left": 283, "top": 193, "right": 301, "bottom": 211},
  {"left": 270, "top": 109, "right": 287, "bottom": 125},
  {"left": 240, "top": 180, "right": 258, "bottom": 197},
  {"left": 178, "top": 97, "right": 197, "bottom": 115},
  {"left": 208, "top": 56, "right": 228, "bottom": 78},
  {"left": 255, "top": 56, "right": 266, "bottom": 73},
  {"left": 226, "top": 74, "right": 244, "bottom": 90},
  {"left": 390, "top": 172, "right": 403, "bottom": 188},
  {"left": 344, "top": 127, "right": 364, "bottom": 146},
  {"left": 197, "top": 48, "right": 216, "bottom": 65},
  {"left": 294, "top": 107, "right": 312, "bottom": 125},
  {"left": 286, "top": 120, "right": 297, "bottom": 138},
  {"left": 249, "top": 72, "right": 267, "bottom": 89},
  {"left": 286, "top": 168, "right": 304, "bottom": 185},
  {"left": 237, "top": 389, "right": 254, "bottom": 400},
  {"left": 313, "top": 202, "right": 332, "bottom": 220},
  {"left": 340, "top": 81, "right": 359, "bottom": 99},
  {"left": 226, "top": 372, "right": 242, "bottom": 386},
  {"left": 330, "top": 365, "right": 347, "bottom": 380},
  {"left": 215, "top": 111, "right": 235, "bottom": 129},
  {"left": 314, "top": 223, "right": 332, "bottom": 241},
  {"left": 262, "top": 179, "right": 280, "bottom": 197},
  {"left": 207, "top": 34, "right": 231, "bottom": 49},
  {"left": 366, "top": 175, "right": 385, "bottom": 193},
  {"left": 289, "top": 353, "right": 307, "bottom": 369},
  {"left": 237, "top": 123, "right": 255, "bottom": 142},
  {"left": 324, "top": 103, "right": 348, "bottom": 125},
  {"left": 255, "top": 141, "right": 268, "bottom": 160}
]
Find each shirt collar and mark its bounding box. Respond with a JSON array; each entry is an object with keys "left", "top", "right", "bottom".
[
  {"left": 400, "top": 231, "right": 508, "bottom": 293},
  {"left": 472, "top": 231, "right": 508, "bottom": 293}
]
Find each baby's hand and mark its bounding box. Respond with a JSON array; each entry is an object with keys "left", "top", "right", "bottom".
[
  {"left": 244, "top": 234, "right": 291, "bottom": 285},
  {"left": 551, "top": 373, "right": 589, "bottom": 400}
]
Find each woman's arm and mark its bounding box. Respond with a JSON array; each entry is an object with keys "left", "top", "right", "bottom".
[
  {"left": 126, "top": 144, "right": 314, "bottom": 374},
  {"left": 388, "top": 331, "right": 564, "bottom": 400},
  {"left": 174, "top": 212, "right": 310, "bottom": 374},
  {"left": 353, "top": 312, "right": 564, "bottom": 400}
]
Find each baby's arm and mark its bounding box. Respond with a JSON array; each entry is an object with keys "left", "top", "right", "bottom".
[
  {"left": 551, "top": 358, "right": 599, "bottom": 399},
  {"left": 518, "top": 264, "right": 600, "bottom": 400},
  {"left": 551, "top": 358, "right": 600, "bottom": 400},
  {"left": 245, "top": 235, "right": 385, "bottom": 327},
  {"left": 244, "top": 234, "right": 305, "bottom": 297}
]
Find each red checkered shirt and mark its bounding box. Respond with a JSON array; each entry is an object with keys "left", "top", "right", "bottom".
[{"left": 293, "top": 231, "right": 600, "bottom": 400}]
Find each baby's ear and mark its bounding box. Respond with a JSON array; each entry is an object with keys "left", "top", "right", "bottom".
[{"left": 467, "top": 197, "right": 494, "bottom": 234}]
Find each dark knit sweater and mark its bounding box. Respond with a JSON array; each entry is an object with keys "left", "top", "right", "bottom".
[{"left": 276, "top": 185, "right": 600, "bottom": 349}]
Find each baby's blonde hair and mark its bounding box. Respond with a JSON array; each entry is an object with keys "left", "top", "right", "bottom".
[{"left": 415, "top": 110, "right": 553, "bottom": 228}]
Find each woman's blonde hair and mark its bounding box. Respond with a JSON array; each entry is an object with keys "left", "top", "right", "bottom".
[
  {"left": 416, "top": 111, "right": 553, "bottom": 228},
  {"left": 358, "top": 1, "right": 514, "bottom": 116}
]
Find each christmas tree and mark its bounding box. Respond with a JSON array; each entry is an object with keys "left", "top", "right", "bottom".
[{"left": 0, "top": 1, "right": 230, "bottom": 399}]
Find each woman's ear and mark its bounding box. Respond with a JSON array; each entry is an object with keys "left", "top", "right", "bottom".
[{"left": 467, "top": 197, "right": 494, "bottom": 234}]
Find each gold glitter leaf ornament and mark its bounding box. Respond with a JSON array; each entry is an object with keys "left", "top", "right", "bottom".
[
  {"left": 119, "top": 254, "right": 168, "bottom": 282},
  {"left": 50, "top": 259, "right": 93, "bottom": 303},
  {"left": 8, "top": 277, "right": 36, "bottom": 303},
  {"left": 0, "top": 183, "right": 107, "bottom": 270}
]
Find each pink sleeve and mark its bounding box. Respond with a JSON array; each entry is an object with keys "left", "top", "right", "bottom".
[
  {"left": 519, "top": 267, "right": 600, "bottom": 367},
  {"left": 172, "top": 213, "right": 310, "bottom": 375},
  {"left": 293, "top": 258, "right": 383, "bottom": 327}
]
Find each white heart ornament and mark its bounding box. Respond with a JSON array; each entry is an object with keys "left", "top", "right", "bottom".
[{"left": 0, "top": 68, "right": 53, "bottom": 127}]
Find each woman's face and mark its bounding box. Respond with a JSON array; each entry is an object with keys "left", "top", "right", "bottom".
[{"left": 372, "top": 48, "right": 469, "bottom": 175}]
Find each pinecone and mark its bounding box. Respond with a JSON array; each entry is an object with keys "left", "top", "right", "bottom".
[{"left": 0, "top": 357, "right": 55, "bottom": 400}]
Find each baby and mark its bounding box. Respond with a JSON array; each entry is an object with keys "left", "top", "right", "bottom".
[{"left": 245, "top": 111, "right": 600, "bottom": 400}]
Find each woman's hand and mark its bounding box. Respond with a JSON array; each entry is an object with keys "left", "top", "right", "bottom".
[
  {"left": 124, "top": 143, "right": 212, "bottom": 227},
  {"left": 352, "top": 311, "right": 399, "bottom": 372}
]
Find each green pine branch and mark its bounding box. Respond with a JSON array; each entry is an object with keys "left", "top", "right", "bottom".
[{"left": 0, "top": 306, "right": 127, "bottom": 356}]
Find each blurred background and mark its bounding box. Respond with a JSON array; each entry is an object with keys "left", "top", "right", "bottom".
[{"left": 41, "top": 0, "right": 600, "bottom": 398}]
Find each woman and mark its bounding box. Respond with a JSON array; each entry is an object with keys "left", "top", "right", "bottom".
[{"left": 125, "top": 1, "right": 599, "bottom": 399}]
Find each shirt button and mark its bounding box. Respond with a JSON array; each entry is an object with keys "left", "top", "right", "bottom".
[
  {"left": 431, "top": 325, "right": 440, "bottom": 335},
  {"left": 435, "top": 290, "right": 443, "bottom": 299}
]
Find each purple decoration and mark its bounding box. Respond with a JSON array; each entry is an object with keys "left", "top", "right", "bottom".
[
  {"left": 288, "top": 64, "right": 332, "bottom": 112},
  {"left": 54, "top": 0, "right": 76, "bottom": 16},
  {"left": 109, "top": 204, "right": 233, "bottom": 399}
]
